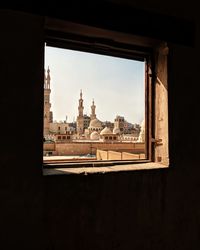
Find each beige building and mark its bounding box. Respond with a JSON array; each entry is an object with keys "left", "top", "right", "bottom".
[
  {"left": 83, "top": 115, "right": 91, "bottom": 130},
  {"left": 114, "top": 115, "right": 125, "bottom": 133},
  {"left": 100, "top": 127, "right": 118, "bottom": 142},
  {"left": 49, "top": 122, "right": 69, "bottom": 134},
  {"left": 88, "top": 118, "right": 102, "bottom": 132}
]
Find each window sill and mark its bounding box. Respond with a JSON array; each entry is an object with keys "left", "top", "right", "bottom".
[{"left": 43, "top": 162, "right": 168, "bottom": 175}]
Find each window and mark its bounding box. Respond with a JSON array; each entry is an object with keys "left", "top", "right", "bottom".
[{"left": 43, "top": 17, "right": 169, "bottom": 173}]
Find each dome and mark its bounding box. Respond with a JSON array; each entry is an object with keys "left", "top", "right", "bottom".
[
  {"left": 90, "top": 131, "right": 99, "bottom": 140},
  {"left": 113, "top": 127, "right": 120, "bottom": 134},
  {"left": 100, "top": 127, "right": 112, "bottom": 135},
  {"left": 89, "top": 118, "right": 102, "bottom": 128}
]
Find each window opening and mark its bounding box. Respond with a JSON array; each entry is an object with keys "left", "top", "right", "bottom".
[{"left": 43, "top": 45, "right": 147, "bottom": 165}]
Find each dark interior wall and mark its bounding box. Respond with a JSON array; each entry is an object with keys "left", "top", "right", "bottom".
[
  {"left": 0, "top": 10, "right": 45, "bottom": 249},
  {"left": 0, "top": 2, "right": 200, "bottom": 250}
]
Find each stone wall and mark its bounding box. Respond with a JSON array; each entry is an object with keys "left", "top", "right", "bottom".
[
  {"left": 97, "top": 149, "right": 145, "bottom": 160},
  {"left": 44, "top": 142, "right": 145, "bottom": 156}
]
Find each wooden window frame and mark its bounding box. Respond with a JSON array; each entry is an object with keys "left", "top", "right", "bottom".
[{"left": 43, "top": 17, "right": 169, "bottom": 174}]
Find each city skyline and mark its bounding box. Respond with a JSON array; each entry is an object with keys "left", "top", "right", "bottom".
[{"left": 45, "top": 45, "right": 145, "bottom": 124}]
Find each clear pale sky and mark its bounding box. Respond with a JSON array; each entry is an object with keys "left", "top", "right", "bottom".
[{"left": 45, "top": 46, "right": 145, "bottom": 124}]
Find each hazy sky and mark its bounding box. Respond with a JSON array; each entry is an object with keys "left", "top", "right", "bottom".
[{"left": 45, "top": 46, "right": 145, "bottom": 124}]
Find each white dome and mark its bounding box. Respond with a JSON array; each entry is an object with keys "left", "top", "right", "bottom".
[
  {"left": 89, "top": 118, "right": 102, "bottom": 128},
  {"left": 113, "top": 127, "right": 120, "bottom": 134},
  {"left": 90, "top": 131, "right": 99, "bottom": 140},
  {"left": 100, "top": 127, "right": 112, "bottom": 135}
]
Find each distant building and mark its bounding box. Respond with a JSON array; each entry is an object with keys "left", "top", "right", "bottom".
[
  {"left": 88, "top": 118, "right": 102, "bottom": 132},
  {"left": 100, "top": 127, "right": 118, "bottom": 142},
  {"left": 114, "top": 115, "right": 125, "bottom": 133},
  {"left": 43, "top": 68, "right": 141, "bottom": 145},
  {"left": 102, "top": 121, "right": 114, "bottom": 130},
  {"left": 49, "top": 122, "right": 69, "bottom": 134}
]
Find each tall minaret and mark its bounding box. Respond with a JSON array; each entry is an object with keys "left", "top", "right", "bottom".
[
  {"left": 76, "top": 90, "right": 84, "bottom": 135},
  {"left": 90, "top": 99, "right": 96, "bottom": 120},
  {"left": 43, "top": 67, "right": 53, "bottom": 136},
  {"left": 78, "top": 89, "right": 84, "bottom": 117}
]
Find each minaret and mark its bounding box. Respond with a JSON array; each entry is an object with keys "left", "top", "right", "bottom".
[
  {"left": 43, "top": 67, "right": 53, "bottom": 136},
  {"left": 76, "top": 90, "right": 84, "bottom": 135},
  {"left": 78, "top": 89, "right": 84, "bottom": 117},
  {"left": 90, "top": 99, "right": 96, "bottom": 120}
]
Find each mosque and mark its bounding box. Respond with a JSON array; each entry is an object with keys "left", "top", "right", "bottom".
[{"left": 43, "top": 68, "right": 144, "bottom": 144}]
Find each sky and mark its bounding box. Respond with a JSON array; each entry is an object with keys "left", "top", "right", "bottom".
[{"left": 45, "top": 46, "right": 145, "bottom": 124}]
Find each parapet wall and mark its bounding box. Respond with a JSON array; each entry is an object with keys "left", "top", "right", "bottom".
[
  {"left": 43, "top": 141, "right": 145, "bottom": 156},
  {"left": 97, "top": 149, "right": 145, "bottom": 160}
]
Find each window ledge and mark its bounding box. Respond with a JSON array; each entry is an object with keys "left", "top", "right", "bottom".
[{"left": 43, "top": 162, "right": 168, "bottom": 175}]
